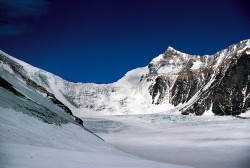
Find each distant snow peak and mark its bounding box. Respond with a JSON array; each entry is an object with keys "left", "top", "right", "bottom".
[
  {"left": 165, "top": 46, "right": 187, "bottom": 55},
  {"left": 166, "top": 46, "right": 176, "bottom": 51}
]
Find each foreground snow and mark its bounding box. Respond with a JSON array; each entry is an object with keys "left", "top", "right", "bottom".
[
  {"left": 81, "top": 110, "right": 250, "bottom": 168},
  {"left": 0, "top": 107, "right": 190, "bottom": 168}
]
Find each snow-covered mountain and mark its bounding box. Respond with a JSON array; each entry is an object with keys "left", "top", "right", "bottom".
[
  {"left": 146, "top": 39, "right": 250, "bottom": 116},
  {"left": 0, "top": 39, "right": 250, "bottom": 168},
  {"left": 1, "top": 39, "right": 249, "bottom": 117},
  {"left": 0, "top": 44, "right": 190, "bottom": 168}
]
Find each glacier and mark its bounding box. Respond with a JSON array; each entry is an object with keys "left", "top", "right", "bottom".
[{"left": 0, "top": 39, "right": 250, "bottom": 168}]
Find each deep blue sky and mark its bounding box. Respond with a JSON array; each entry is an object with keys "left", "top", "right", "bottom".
[{"left": 0, "top": 0, "right": 250, "bottom": 83}]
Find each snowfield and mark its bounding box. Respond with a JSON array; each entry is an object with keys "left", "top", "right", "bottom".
[
  {"left": 0, "top": 107, "right": 190, "bottom": 168},
  {"left": 80, "top": 110, "right": 250, "bottom": 168},
  {"left": 1, "top": 107, "right": 249, "bottom": 168}
]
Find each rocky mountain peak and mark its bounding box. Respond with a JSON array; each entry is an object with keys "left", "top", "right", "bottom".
[
  {"left": 141, "top": 40, "right": 250, "bottom": 115},
  {"left": 0, "top": 40, "right": 249, "bottom": 116},
  {"left": 164, "top": 46, "right": 187, "bottom": 56}
]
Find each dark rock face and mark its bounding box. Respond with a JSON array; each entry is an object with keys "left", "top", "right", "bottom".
[
  {"left": 0, "top": 77, "right": 25, "bottom": 98},
  {"left": 211, "top": 53, "right": 250, "bottom": 115},
  {"left": 170, "top": 70, "right": 213, "bottom": 106},
  {"left": 149, "top": 76, "right": 170, "bottom": 104},
  {"left": 181, "top": 53, "right": 250, "bottom": 116},
  {"left": 145, "top": 45, "right": 250, "bottom": 116}
]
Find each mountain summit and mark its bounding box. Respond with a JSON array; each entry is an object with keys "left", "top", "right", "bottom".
[
  {"left": 146, "top": 39, "right": 250, "bottom": 115},
  {"left": 0, "top": 40, "right": 249, "bottom": 116}
]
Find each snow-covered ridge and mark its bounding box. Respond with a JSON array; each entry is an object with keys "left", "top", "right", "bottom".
[
  {"left": 148, "top": 39, "right": 250, "bottom": 75},
  {"left": 1, "top": 39, "right": 249, "bottom": 116},
  {"left": 0, "top": 49, "right": 170, "bottom": 115}
]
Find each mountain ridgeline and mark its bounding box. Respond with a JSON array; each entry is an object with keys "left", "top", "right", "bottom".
[
  {"left": 146, "top": 41, "right": 250, "bottom": 116},
  {"left": 0, "top": 40, "right": 249, "bottom": 119}
]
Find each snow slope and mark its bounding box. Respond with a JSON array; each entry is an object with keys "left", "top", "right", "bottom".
[{"left": 0, "top": 107, "right": 191, "bottom": 168}]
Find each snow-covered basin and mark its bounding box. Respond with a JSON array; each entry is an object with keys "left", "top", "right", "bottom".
[
  {"left": 81, "top": 110, "right": 250, "bottom": 168},
  {"left": 0, "top": 107, "right": 190, "bottom": 168}
]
